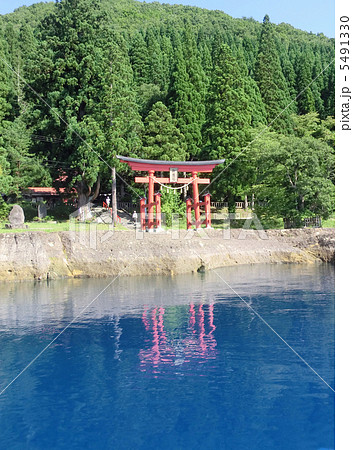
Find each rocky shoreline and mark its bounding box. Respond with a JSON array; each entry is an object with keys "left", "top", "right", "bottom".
[{"left": 0, "top": 228, "right": 334, "bottom": 282}]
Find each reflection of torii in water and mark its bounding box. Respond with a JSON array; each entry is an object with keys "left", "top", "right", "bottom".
[{"left": 139, "top": 303, "right": 217, "bottom": 373}]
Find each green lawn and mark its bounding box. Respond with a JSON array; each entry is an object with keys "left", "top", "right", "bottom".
[
  {"left": 0, "top": 212, "right": 334, "bottom": 234},
  {"left": 322, "top": 214, "right": 335, "bottom": 228},
  {"left": 0, "top": 221, "right": 128, "bottom": 233}
]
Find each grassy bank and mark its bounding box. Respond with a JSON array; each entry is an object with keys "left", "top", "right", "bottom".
[
  {"left": 0, "top": 212, "right": 335, "bottom": 234},
  {"left": 0, "top": 221, "right": 127, "bottom": 233}
]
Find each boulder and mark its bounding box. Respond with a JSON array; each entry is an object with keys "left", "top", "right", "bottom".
[
  {"left": 6, "top": 205, "right": 26, "bottom": 229},
  {"left": 38, "top": 202, "right": 47, "bottom": 220}
]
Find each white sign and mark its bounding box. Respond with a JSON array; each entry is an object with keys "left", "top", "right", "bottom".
[{"left": 170, "top": 167, "right": 178, "bottom": 182}]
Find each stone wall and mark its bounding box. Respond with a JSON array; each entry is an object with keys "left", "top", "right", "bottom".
[{"left": 0, "top": 228, "right": 334, "bottom": 282}]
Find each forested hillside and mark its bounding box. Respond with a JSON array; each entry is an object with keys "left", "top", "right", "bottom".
[{"left": 0, "top": 0, "right": 335, "bottom": 224}]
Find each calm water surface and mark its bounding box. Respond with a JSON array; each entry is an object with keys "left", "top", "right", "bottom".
[{"left": 0, "top": 264, "right": 334, "bottom": 449}]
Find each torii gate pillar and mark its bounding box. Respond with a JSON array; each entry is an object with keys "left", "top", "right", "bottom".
[
  {"left": 192, "top": 171, "right": 201, "bottom": 229},
  {"left": 148, "top": 170, "right": 155, "bottom": 230}
]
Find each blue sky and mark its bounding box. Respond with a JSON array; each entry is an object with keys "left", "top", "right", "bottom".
[{"left": 0, "top": 0, "right": 334, "bottom": 38}]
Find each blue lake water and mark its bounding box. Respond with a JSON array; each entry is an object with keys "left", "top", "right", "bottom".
[{"left": 0, "top": 264, "right": 334, "bottom": 449}]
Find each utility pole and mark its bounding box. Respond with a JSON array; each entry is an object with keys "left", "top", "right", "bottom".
[{"left": 112, "top": 166, "right": 118, "bottom": 227}]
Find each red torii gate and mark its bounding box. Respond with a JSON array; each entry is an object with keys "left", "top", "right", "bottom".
[{"left": 117, "top": 156, "right": 224, "bottom": 231}]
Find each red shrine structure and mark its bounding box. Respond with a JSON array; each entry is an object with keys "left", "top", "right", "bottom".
[{"left": 117, "top": 156, "right": 224, "bottom": 231}]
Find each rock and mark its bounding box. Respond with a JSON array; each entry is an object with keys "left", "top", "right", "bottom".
[
  {"left": 38, "top": 202, "right": 47, "bottom": 219},
  {"left": 197, "top": 263, "right": 206, "bottom": 273},
  {"left": 0, "top": 228, "right": 335, "bottom": 282},
  {"left": 6, "top": 205, "right": 26, "bottom": 229}
]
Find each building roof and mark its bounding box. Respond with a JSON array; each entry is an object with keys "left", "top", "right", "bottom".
[
  {"left": 25, "top": 174, "right": 76, "bottom": 196},
  {"left": 25, "top": 187, "right": 75, "bottom": 196},
  {"left": 25, "top": 187, "right": 61, "bottom": 196}
]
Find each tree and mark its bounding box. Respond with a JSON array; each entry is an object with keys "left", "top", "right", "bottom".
[
  {"left": 280, "top": 49, "right": 297, "bottom": 109},
  {"left": 129, "top": 32, "right": 149, "bottom": 85},
  {"left": 168, "top": 26, "right": 207, "bottom": 159},
  {"left": 250, "top": 131, "right": 335, "bottom": 224},
  {"left": 199, "top": 42, "right": 212, "bottom": 79},
  {"left": 0, "top": 26, "right": 15, "bottom": 196},
  {"left": 145, "top": 27, "right": 166, "bottom": 90},
  {"left": 236, "top": 45, "right": 267, "bottom": 126},
  {"left": 203, "top": 44, "right": 252, "bottom": 203},
  {"left": 311, "top": 55, "right": 325, "bottom": 117},
  {"left": 26, "top": 0, "right": 107, "bottom": 207},
  {"left": 322, "top": 62, "right": 334, "bottom": 117},
  {"left": 97, "top": 36, "right": 144, "bottom": 199},
  {"left": 160, "top": 34, "right": 174, "bottom": 91},
  {"left": 204, "top": 44, "right": 252, "bottom": 152},
  {"left": 0, "top": 25, "right": 12, "bottom": 124},
  {"left": 27, "top": 0, "right": 142, "bottom": 209},
  {"left": 295, "top": 51, "right": 316, "bottom": 115},
  {"left": 142, "top": 101, "right": 187, "bottom": 161},
  {"left": 0, "top": 147, "right": 12, "bottom": 196},
  {"left": 0, "top": 21, "right": 50, "bottom": 199},
  {"left": 97, "top": 37, "right": 143, "bottom": 160},
  {"left": 254, "top": 15, "right": 294, "bottom": 133},
  {"left": 161, "top": 189, "right": 186, "bottom": 227},
  {"left": 0, "top": 118, "right": 51, "bottom": 195},
  {"left": 292, "top": 112, "right": 335, "bottom": 148}
]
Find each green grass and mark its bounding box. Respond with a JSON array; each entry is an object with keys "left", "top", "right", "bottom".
[
  {"left": 0, "top": 221, "right": 128, "bottom": 233},
  {"left": 0, "top": 212, "right": 334, "bottom": 234},
  {"left": 322, "top": 214, "right": 335, "bottom": 228}
]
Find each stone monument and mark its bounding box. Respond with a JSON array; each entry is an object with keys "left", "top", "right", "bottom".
[
  {"left": 6, "top": 205, "right": 26, "bottom": 229},
  {"left": 38, "top": 202, "right": 47, "bottom": 220}
]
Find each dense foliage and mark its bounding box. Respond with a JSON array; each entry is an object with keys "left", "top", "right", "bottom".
[{"left": 0, "top": 0, "right": 335, "bottom": 223}]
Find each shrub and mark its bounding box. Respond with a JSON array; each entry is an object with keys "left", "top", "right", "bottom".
[
  {"left": 161, "top": 189, "right": 186, "bottom": 227},
  {"left": 49, "top": 202, "right": 76, "bottom": 221},
  {"left": 0, "top": 198, "right": 11, "bottom": 221},
  {"left": 19, "top": 201, "right": 38, "bottom": 221}
]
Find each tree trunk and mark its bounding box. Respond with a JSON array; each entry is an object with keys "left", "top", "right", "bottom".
[
  {"left": 244, "top": 194, "right": 248, "bottom": 210},
  {"left": 90, "top": 175, "right": 101, "bottom": 202},
  {"left": 77, "top": 197, "right": 91, "bottom": 221},
  {"left": 77, "top": 180, "right": 92, "bottom": 221},
  {"left": 299, "top": 195, "right": 305, "bottom": 211},
  {"left": 77, "top": 180, "right": 89, "bottom": 207},
  {"left": 228, "top": 192, "right": 235, "bottom": 213},
  {"left": 75, "top": 176, "right": 101, "bottom": 221}
]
